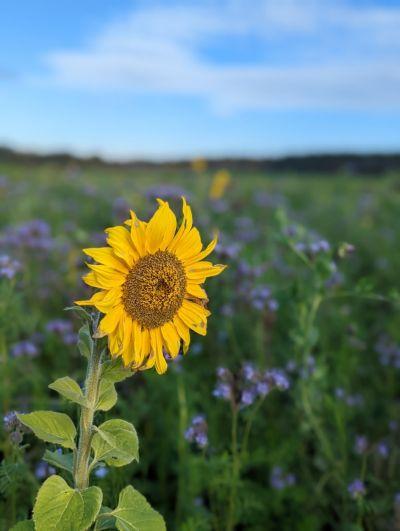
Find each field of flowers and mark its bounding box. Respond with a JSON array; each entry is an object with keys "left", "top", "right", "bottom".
[{"left": 0, "top": 163, "right": 400, "bottom": 530}]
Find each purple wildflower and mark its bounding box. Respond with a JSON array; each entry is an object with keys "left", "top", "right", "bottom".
[
  {"left": 185, "top": 415, "right": 208, "bottom": 449},
  {"left": 46, "top": 319, "right": 76, "bottom": 345},
  {"left": 0, "top": 255, "right": 21, "bottom": 279},
  {"left": 376, "top": 441, "right": 389, "bottom": 459},
  {"left": 94, "top": 466, "right": 109, "bottom": 479},
  {"left": 354, "top": 435, "right": 368, "bottom": 455},
  {"left": 270, "top": 466, "right": 296, "bottom": 490},
  {"left": 348, "top": 479, "right": 366, "bottom": 499},
  {"left": 11, "top": 340, "right": 38, "bottom": 358}
]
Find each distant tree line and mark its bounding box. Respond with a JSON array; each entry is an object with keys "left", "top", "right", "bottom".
[{"left": 0, "top": 146, "right": 399, "bottom": 175}]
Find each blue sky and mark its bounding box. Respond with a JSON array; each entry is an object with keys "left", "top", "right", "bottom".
[{"left": 1, "top": 0, "right": 399, "bottom": 160}]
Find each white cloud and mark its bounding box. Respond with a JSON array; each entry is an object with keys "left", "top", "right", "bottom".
[{"left": 42, "top": 0, "right": 400, "bottom": 111}]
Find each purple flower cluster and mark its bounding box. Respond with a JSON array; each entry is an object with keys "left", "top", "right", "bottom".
[
  {"left": 46, "top": 319, "right": 76, "bottom": 345},
  {"left": 295, "top": 239, "right": 331, "bottom": 256},
  {"left": 249, "top": 285, "right": 279, "bottom": 312},
  {"left": 354, "top": 435, "right": 368, "bottom": 455},
  {"left": 11, "top": 339, "right": 39, "bottom": 358},
  {"left": 145, "top": 184, "right": 189, "bottom": 202},
  {"left": 270, "top": 466, "right": 296, "bottom": 490},
  {"left": 0, "top": 254, "right": 21, "bottom": 279},
  {"left": 113, "top": 197, "right": 130, "bottom": 220},
  {"left": 184, "top": 415, "right": 208, "bottom": 449},
  {"left": 213, "top": 363, "right": 289, "bottom": 408},
  {"left": 35, "top": 462, "right": 56, "bottom": 480},
  {"left": 1, "top": 219, "right": 53, "bottom": 252},
  {"left": 375, "top": 335, "right": 400, "bottom": 368},
  {"left": 347, "top": 479, "right": 366, "bottom": 499},
  {"left": 3, "top": 411, "right": 25, "bottom": 445},
  {"left": 335, "top": 388, "right": 364, "bottom": 407},
  {"left": 234, "top": 217, "right": 259, "bottom": 243}
]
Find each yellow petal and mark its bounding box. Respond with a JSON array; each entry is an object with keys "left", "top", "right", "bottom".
[
  {"left": 174, "top": 227, "right": 202, "bottom": 262},
  {"left": 161, "top": 321, "right": 181, "bottom": 358},
  {"left": 150, "top": 328, "right": 168, "bottom": 374},
  {"left": 173, "top": 315, "right": 191, "bottom": 352},
  {"left": 105, "top": 226, "right": 138, "bottom": 266},
  {"left": 126, "top": 210, "right": 148, "bottom": 257},
  {"left": 99, "top": 305, "right": 124, "bottom": 335},
  {"left": 146, "top": 201, "right": 177, "bottom": 253},
  {"left": 82, "top": 247, "right": 129, "bottom": 273},
  {"left": 186, "top": 262, "right": 227, "bottom": 281},
  {"left": 186, "top": 283, "right": 207, "bottom": 299},
  {"left": 168, "top": 197, "right": 193, "bottom": 252},
  {"left": 85, "top": 265, "right": 126, "bottom": 289},
  {"left": 132, "top": 320, "right": 144, "bottom": 366},
  {"left": 183, "top": 236, "right": 218, "bottom": 266}
]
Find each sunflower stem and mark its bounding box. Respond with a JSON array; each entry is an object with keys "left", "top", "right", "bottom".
[{"left": 74, "top": 321, "right": 103, "bottom": 491}]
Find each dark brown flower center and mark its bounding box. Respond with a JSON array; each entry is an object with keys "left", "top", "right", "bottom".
[{"left": 122, "top": 250, "right": 186, "bottom": 329}]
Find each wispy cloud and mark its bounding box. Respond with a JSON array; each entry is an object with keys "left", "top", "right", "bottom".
[{"left": 42, "top": 0, "right": 400, "bottom": 111}]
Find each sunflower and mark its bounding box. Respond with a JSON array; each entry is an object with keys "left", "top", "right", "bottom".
[{"left": 76, "top": 198, "right": 226, "bottom": 374}]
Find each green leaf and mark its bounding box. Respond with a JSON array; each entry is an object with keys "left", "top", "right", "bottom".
[
  {"left": 91, "top": 419, "right": 139, "bottom": 467},
  {"left": 17, "top": 411, "right": 76, "bottom": 449},
  {"left": 96, "top": 380, "right": 117, "bottom": 411},
  {"left": 43, "top": 449, "right": 74, "bottom": 475},
  {"left": 33, "top": 475, "right": 84, "bottom": 531},
  {"left": 78, "top": 323, "right": 94, "bottom": 359},
  {"left": 49, "top": 376, "right": 88, "bottom": 407},
  {"left": 81, "top": 486, "right": 103, "bottom": 530},
  {"left": 10, "top": 521, "right": 35, "bottom": 530},
  {"left": 111, "top": 486, "right": 166, "bottom": 531},
  {"left": 102, "top": 358, "right": 133, "bottom": 383},
  {"left": 94, "top": 507, "right": 116, "bottom": 530},
  {"left": 64, "top": 305, "right": 91, "bottom": 323}
]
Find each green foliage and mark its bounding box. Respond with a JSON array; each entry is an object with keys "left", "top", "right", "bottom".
[
  {"left": 10, "top": 521, "right": 35, "bottom": 530},
  {"left": 96, "top": 379, "right": 118, "bottom": 411},
  {"left": 33, "top": 475, "right": 102, "bottom": 531},
  {"left": 78, "top": 323, "right": 95, "bottom": 359},
  {"left": 17, "top": 411, "right": 77, "bottom": 449},
  {"left": 110, "top": 486, "right": 166, "bottom": 531},
  {"left": 49, "top": 376, "right": 88, "bottom": 407},
  {"left": 91, "top": 419, "right": 139, "bottom": 467},
  {"left": 43, "top": 449, "right": 74, "bottom": 475}
]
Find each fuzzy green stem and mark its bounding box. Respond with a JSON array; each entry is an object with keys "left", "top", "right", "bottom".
[{"left": 74, "top": 342, "right": 102, "bottom": 490}]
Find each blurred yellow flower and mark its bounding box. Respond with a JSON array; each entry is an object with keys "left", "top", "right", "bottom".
[
  {"left": 76, "top": 198, "right": 226, "bottom": 374},
  {"left": 209, "top": 170, "right": 231, "bottom": 200},
  {"left": 191, "top": 157, "right": 208, "bottom": 173}
]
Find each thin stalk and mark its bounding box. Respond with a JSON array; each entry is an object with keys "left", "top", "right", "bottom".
[
  {"left": 226, "top": 403, "right": 239, "bottom": 531},
  {"left": 73, "top": 339, "right": 103, "bottom": 490}
]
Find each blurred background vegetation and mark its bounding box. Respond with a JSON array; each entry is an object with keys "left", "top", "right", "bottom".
[{"left": 1, "top": 157, "right": 400, "bottom": 530}]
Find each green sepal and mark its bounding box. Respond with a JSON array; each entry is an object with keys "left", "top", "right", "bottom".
[
  {"left": 64, "top": 305, "right": 91, "bottom": 323},
  {"left": 17, "top": 411, "right": 76, "bottom": 449},
  {"left": 77, "top": 323, "right": 94, "bottom": 359}
]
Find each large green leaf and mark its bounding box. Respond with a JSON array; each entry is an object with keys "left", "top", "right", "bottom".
[
  {"left": 33, "top": 475, "right": 84, "bottom": 531},
  {"left": 96, "top": 380, "right": 117, "bottom": 411},
  {"left": 111, "top": 486, "right": 166, "bottom": 531},
  {"left": 17, "top": 411, "right": 76, "bottom": 449},
  {"left": 91, "top": 419, "right": 139, "bottom": 467},
  {"left": 81, "top": 486, "right": 103, "bottom": 530},
  {"left": 49, "top": 377, "right": 88, "bottom": 407},
  {"left": 43, "top": 449, "right": 74, "bottom": 475},
  {"left": 10, "top": 521, "right": 35, "bottom": 530},
  {"left": 78, "top": 323, "right": 94, "bottom": 359}
]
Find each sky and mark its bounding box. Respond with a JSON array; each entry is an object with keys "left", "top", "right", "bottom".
[{"left": 0, "top": 0, "right": 400, "bottom": 160}]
